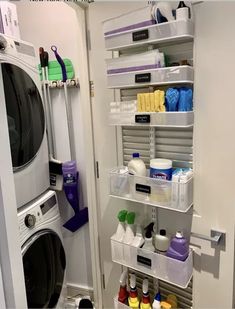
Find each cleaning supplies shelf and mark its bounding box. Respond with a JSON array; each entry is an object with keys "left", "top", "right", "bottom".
[
  {"left": 109, "top": 111, "right": 194, "bottom": 127},
  {"left": 107, "top": 66, "right": 194, "bottom": 89},
  {"left": 109, "top": 167, "right": 193, "bottom": 213},
  {"left": 111, "top": 238, "right": 193, "bottom": 288},
  {"left": 104, "top": 19, "right": 194, "bottom": 51}
]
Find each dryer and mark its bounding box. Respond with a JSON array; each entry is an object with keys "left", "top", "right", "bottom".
[
  {"left": 18, "top": 190, "right": 67, "bottom": 308},
  {"left": 0, "top": 34, "right": 49, "bottom": 208}
]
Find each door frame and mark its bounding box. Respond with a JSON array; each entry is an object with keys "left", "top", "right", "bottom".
[{"left": 67, "top": 3, "right": 103, "bottom": 308}]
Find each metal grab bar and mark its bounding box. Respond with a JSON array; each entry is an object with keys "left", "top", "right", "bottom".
[{"left": 191, "top": 230, "right": 226, "bottom": 246}]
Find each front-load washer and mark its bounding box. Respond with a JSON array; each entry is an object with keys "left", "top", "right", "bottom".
[
  {"left": 0, "top": 34, "right": 49, "bottom": 208},
  {"left": 18, "top": 190, "right": 67, "bottom": 308}
]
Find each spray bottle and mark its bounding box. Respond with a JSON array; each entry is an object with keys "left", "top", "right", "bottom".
[
  {"left": 140, "top": 279, "right": 152, "bottom": 309},
  {"left": 118, "top": 270, "right": 129, "bottom": 304},
  {"left": 112, "top": 210, "right": 128, "bottom": 242},
  {"left": 128, "top": 274, "right": 139, "bottom": 308},
  {"left": 142, "top": 223, "right": 155, "bottom": 252},
  {"left": 123, "top": 212, "right": 136, "bottom": 245}
]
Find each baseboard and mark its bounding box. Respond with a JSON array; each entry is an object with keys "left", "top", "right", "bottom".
[{"left": 67, "top": 283, "right": 94, "bottom": 300}]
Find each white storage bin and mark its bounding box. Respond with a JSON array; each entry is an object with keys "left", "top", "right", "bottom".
[
  {"left": 107, "top": 66, "right": 194, "bottom": 89},
  {"left": 106, "top": 50, "right": 164, "bottom": 74},
  {"left": 109, "top": 111, "right": 194, "bottom": 127},
  {"left": 103, "top": 6, "right": 154, "bottom": 38},
  {"left": 114, "top": 296, "right": 130, "bottom": 309},
  {"left": 109, "top": 167, "right": 193, "bottom": 212},
  {"left": 111, "top": 238, "right": 193, "bottom": 288},
  {"left": 105, "top": 20, "right": 194, "bottom": 51}
]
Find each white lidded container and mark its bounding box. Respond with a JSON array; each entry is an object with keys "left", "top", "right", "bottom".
[
  {"left": 150, "top": 158, "right": 173, "bottom": 180},
  {"left": 128, "top": 153, "right": 147, "bottom": 177},
  {"left": 154, "top": 229, "right": 170, "bottom": 253}
]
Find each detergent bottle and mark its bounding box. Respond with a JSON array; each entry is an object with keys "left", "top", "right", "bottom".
[
  {"left": 140, "top": 279, "right": 152, "bottom": 309},
  {"left": 128, "top": 274, "right": 139, "bottom": 308}
]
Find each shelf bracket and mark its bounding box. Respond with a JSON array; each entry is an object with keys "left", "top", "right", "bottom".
[{"left": 191, "top": 230, "right": 226, "bottom": 246}]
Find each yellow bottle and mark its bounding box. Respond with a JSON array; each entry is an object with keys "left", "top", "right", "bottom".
[
  {"left": 128, "top": 275, "right": 140, "bottom": 309},
  {"left": 140, "top": 279, "right": 152, "bottom": 309}
]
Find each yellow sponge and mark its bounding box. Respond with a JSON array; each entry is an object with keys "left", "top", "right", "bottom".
[{"left": 159, "top": 90, "right": 166, "bottom": 112}]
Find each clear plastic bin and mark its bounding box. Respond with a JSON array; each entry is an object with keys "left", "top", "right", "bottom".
[
  {"left": 107, "top": 66, "right": 194, "bottom": 89},
  {"left": 105, "top": 20, "right": 194, "bottom": 51},
  {"left": 111, "top": 238, "right": 193, "bottom": 289},
  {"left": 109, "top": 111, "right": 194, "bottom": 127},
  {"left": 114, "top": 296, "right": 130, "bottom": 309},
  {"left": 109, "top": 167, "right": 193, "bottom": 212}
]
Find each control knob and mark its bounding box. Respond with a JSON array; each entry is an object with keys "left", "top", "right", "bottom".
[{"left": 24, "top": 214, "right": 36, "bottom": 228}]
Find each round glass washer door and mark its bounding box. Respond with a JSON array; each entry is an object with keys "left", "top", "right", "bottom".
[
  {"left": 22, "top": 230, "right": 66, "bottom": 308},
  {"left": 1, "top": 63, "right": 45, "bottom": 170}
]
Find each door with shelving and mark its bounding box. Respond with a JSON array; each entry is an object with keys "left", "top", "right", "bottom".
[{"left": 88, "top": 2, "right": 235, "bottom": 308}]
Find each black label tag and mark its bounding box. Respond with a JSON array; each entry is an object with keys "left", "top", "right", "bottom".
[
  {"left": 132, "top": 29, "right": 149, "bottom": 42},
  {"left": 135, "top": 114, "right": 150, "bottom": 124},
  {"left": 136, "top": 183, "right": 151, "bottom": 194},
  {"left": 135, "top": 73, "right": 151, "bottom": 83},
  {"left": 137, "top": 255, "right": 152, "bottom": 268}
]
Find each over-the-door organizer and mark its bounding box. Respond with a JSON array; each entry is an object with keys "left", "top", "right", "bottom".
[{"left": 103, "top": 5, "right": 194, "bottom": 295}]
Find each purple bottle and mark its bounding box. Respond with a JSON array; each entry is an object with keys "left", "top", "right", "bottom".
[
  {"left": 62, "top": 161, "right": 79, "bottom": 213},
  {"left": 166, "top": 231, "right": 189, "bottom": 261}
]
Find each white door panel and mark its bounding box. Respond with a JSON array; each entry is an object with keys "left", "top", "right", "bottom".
[{"left": 192, "top": 2, "right": 235, "bottom": 308}]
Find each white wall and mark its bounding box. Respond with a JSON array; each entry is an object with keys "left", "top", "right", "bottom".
[{"left": 16, "top": 2, "right": 93, "bottom": 290}]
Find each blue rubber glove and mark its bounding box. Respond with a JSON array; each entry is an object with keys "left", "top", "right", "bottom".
[
  {"left": 178, "top": 88, "right": 193, "bottom": 111},
  {"left": 165, "top": 88, "right": 179, "bottom": 111}
]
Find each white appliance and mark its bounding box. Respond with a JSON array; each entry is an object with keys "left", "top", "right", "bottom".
[
  {"left": 18, "top": 190, "right": 67, "bottom": 309},
  {"left": 0, "top": 34, "right": 49, "bottom": 208}
]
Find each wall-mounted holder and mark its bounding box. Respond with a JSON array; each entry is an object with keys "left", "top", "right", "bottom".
[{"left": 191, "top": 230, "right": 226, "bottom": 247}]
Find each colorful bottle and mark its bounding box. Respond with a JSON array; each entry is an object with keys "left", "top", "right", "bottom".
[
  {"left": 128, "top": 274, "right": 140, "bottom": 308},
  {"left": 118, "top": 271, "right": 128, "bottom": 304},
  {"left": 142, "top": 223, "right": 155, "bottom": 252},
  {"left": 123, "top": 212, "right": 136, "bottom": 245},
  {"left": 152, "top": 293, "right": 161, "bottom": 309},
  {"left": 166, "top": 231, "right": 189, "bottom": 261},
  {"left": 140, "top": 279, "right": 152, "bottom": 309},
  {"left": 112, "top": 210, "right": 128, "bottom": 242},
  {"left": 128, "top": 153, "right": 147, "bottom": 176}
]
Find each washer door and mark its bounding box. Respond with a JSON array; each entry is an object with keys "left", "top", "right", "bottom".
[
  {"left": 1, "top": 63, "right": 45, "bottom": 170},
  {"left": 22, "top": 230, "right": 66, "bottom": 308}
]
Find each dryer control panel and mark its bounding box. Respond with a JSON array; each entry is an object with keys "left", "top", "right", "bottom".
[{"left": 18, "top": 191, "right": 59, "bottom": 238}]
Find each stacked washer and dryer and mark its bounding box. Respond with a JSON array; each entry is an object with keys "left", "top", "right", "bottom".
[{"left": 0, "top": 34, "right": 66, "bottom": 308}]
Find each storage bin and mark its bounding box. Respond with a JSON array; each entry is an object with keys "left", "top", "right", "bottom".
[
  {"left": 109, "top": 167, "right": 193, "bottom": 212},
  {"left": 111, "top": 238, "right": 193, "bottom": 288},
  {"left": 109, "top": 111, "right": 194, "bottom": 127},
  {"left": 107, "top": 66, "right": 194, "bottom": 89},
  {"left": 105, "top": 19, "right": 194, "bottom": 51},
  {"left": 106, "top": 50, "right": 164, "bottom": 74},
  {"left": 114, "top": 296, "right": 130, "bottom": 309},
  {"left": 103, "top": 6, "right": 154, "bottom": 38}
]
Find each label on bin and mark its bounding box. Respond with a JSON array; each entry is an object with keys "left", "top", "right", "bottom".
[
  {"left": 137, "top": 255, "right": 152, "bottom": 268},
  {"left": 135, "top": 114, "right": 150, "bottom": 124},
  {"left": 132, "top": 29, "right": 149, "bottom": 41},
  {"left": 135, "top": 73, "right": 151, "bottom": 83},
  {"left": 136, "top": 183, "right": 151, "bottom": 194}
]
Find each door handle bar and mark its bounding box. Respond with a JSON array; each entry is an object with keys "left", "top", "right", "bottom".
[{"left": 191, "top": 230, "right": 226, "bottom": 246}]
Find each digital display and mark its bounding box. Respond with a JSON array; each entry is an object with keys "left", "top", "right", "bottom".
[{"left": 40, "top": 195, "right": 56, "bottom": 215}]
